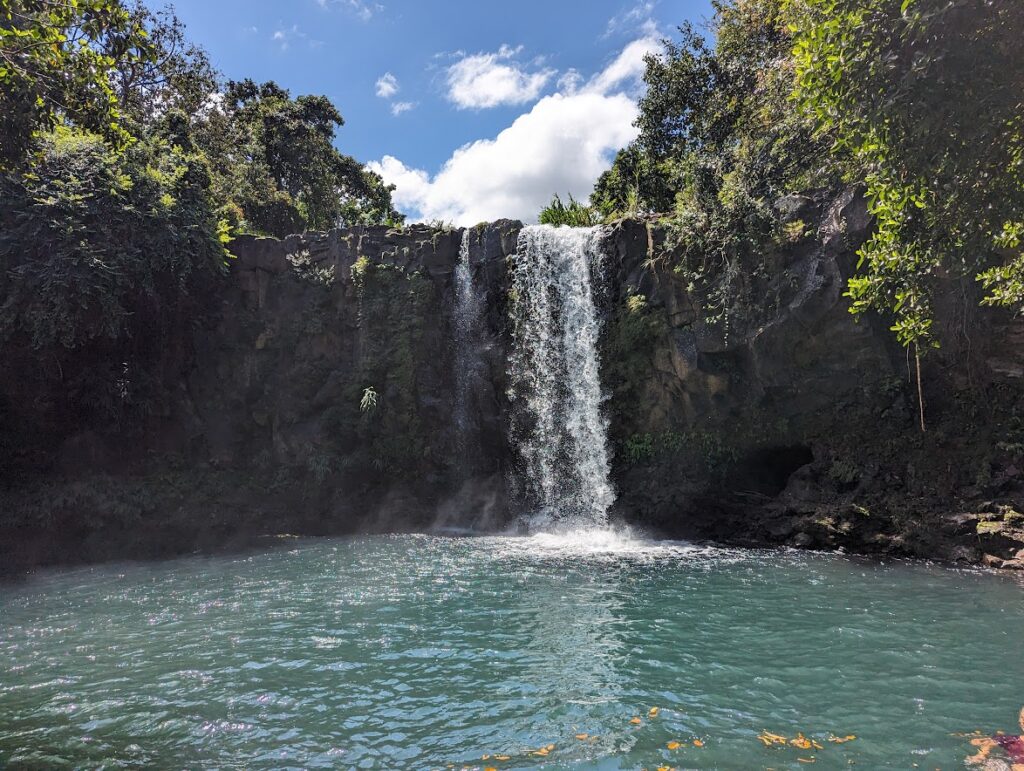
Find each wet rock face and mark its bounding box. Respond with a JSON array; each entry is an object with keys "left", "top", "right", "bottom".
[
  {"left": 186, "top": 222, "right": 523, "bottom": 529},
  {"left": 596, "top": 190, "right": 1024, "bottom": 565},
  {"left": 596, "top": 189, "right": 897, "bottom": 534}
]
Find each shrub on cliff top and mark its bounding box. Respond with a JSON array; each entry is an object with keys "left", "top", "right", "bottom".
[{"left": 0, "top": 128, "right": 228, "bottom": 350}]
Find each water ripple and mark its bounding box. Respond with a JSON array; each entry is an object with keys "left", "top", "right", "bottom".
[{"left": 1, "top": 535, "right": 1022, "bottom": 769}]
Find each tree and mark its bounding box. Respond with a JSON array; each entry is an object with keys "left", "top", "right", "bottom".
[
  {"left": 593, "top": 0, "right": 837, "bottom": 225},
  {"left": 0, "top": 127, "right": 227, "bottom": 350},
  {"left": 0, "top": 126, "right": 229, "bottom": 434},
  {"left": 591, "top": 0, "right": 840, "bottom": 333},
  {"left": 787, "top": 0, "right": 1024, "bottom": 350},
  {"left": 0, "top": 0, "right": 151, "bottom": 169},
  {"left": 197, "top": 79, "right": 403, "bottom": 236},
  {"left": 112, "top": 1, "right": 218, "bottom": 128}
]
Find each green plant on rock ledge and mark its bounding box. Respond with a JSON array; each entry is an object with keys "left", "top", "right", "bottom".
[{"left": 538, "top": 193, "right": 598, "bottom": 227}]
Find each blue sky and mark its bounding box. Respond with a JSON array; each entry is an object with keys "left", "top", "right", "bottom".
[{"left": 171, "top": 0, "right": 715, "bottom": 223}]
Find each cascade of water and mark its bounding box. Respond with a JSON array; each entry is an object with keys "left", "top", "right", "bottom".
[
  {"left": 508, "top": 225, "right": 615, "bottom": 531},
  {"left": 452, "top": 230, "right": 485, "bottom": 459}
]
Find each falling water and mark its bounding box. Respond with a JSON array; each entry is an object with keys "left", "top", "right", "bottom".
[
  {"left": 452, "top": 230, "right": 485, "bottom": 460},
  {"left": 508, "top": 225, "right": 615, "bottom": 531}
]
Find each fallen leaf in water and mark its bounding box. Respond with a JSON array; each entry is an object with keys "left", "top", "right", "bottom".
[
  {"left": 694, "top": 740, "right": 704, "bottom": 747},
  {"left": 649, "top": 707, "right": 660, "bottom": 717},
  {"left": 482, "top": 755, "right": 490, "bottom": 760},
  {"left": 532, "top": 748, "right": 549, "bottom": 757},
  {"left": 791, "top": 734, "right": 812, "bottom": 750},
  {"left": 484, "top": 767, "right": 496, "bottom": 771},
  {"left": 797, "top": 758, "right": 815, "bottom": 764},
  {"left": 828, "top": 734, "right": 857, "bottom": 744},
  {"left": 494, "top": 756, "right": 511, "bottom": 761},
  {"left": 667, "top": 741, "right": 681, "bottom": 750},
  {"left": 758, "top": 731, "right": 788, "bottom": 746},
  {"left": 546, "top": 744, "right": 555, "bottom": 751},
  {"left": 811, "top": 740, "right": 824, "bottom": 750},
  {"left": 657, "top": 766, "right": 675, "bottom": 771},
  {"left": 575, "top": 734, "right": 588, "bottom": 740},
  {"left": 630, "top": 717, "right": 642, "bottom": 725}
]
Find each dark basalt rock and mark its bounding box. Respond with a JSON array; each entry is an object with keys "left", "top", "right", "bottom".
[{"left": 3, "top": 190, "right": 1024, "bottom": 573}]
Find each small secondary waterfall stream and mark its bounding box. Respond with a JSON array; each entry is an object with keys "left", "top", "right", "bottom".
[
  {"left": 453, "top": 231, "right": 484, "bottom": 459},
  {"left": 508, "top": 225, "right": 615, "bottom": 530}
]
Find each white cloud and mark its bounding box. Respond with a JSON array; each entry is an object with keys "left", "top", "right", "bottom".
[
  {"left": 445, "top": 44, "right": 556, "bottom": 110},
  {"left": 584, "top": 36, "right": 658, "bottom": 96},
  {"left": 604, "top": 1, "right": 658, "bottom": 38},
  {"left": 369, "top": 34, "right": 663, "bottom": 225},
  {"left": 316, "top": 0, "right": 383, "bottom": 21},
  {"left": 390, "top": 101, "right": 416, "bottom": 116},
  {"left": 271, "top": 24, "right": 320, "bottom": 51},
  {"left": 315, "top": 0, "right": 380, "bottom": 20},
  {"left": 375, "top": 72, "right": 399, "bottom": 99}
]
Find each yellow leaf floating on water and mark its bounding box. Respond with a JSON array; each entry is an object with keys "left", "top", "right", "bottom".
[
  {"left": 630, "top": 717, "right": 642, "bottom": 725},
  {"left": 790, "top": 733, "right": 812, "bottom": 750},
  {"left": 757, "top": 731, "right": 788, "bottom": 747},
  {"left": 694, "top": 739, "right": 705, "bottom": 747},
  {"left": 667, "top": 741, "right": 681, "bottom": 750},
  {"left": 797, "top": 758, "right": 816, "bottom": 764},
  {"left": 811, "top": 740, "right": 824, "bottom": 750},
  {"left": 532, "top": 748, "right": 549, "bottom": 757},
  {"left": 575, "top": 733, "right": 589, "bottom": 740},
  {"left": 649, "top": 707, "right": 660, "bottom": 717},
  {"left": 482, "top": 755, "right": 490, "bottom": 760},
  {"left": 657, "top": 767, "right": 676, "bottom": 771},
  {"left": 494, "top": 756, "right": 511, "bottom": 761},
  {"left": 828, "top": 734, "right": 857, "bottom": 744},
  {"left": 484, "top": 767, "right": 497, "bottom": 771}
]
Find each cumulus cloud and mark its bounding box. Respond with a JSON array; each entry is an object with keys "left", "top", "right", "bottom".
[
  {"left": 369, "top": 34, "right": 662, "bottom": 225},
  {"left": 375, "top": 72, "right": 399, "bottom": 99},
  {"left": 390, "top": 101, "right": 416, "bottom": 116},
  {"left": 445, "top": 44, "right": 556, "bottom": 110}
]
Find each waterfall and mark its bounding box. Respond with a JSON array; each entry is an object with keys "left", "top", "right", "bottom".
[
  {"left": 452, "top": 229, "right": 485, "bottom": 462},
  {"left": 508, "top": 225, "right": 615, "bottom": 531}
]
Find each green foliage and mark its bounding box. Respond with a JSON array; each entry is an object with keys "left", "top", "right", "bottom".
[
  {"left": 787, "top": 0, "right": 1024, "bottom": 348},
  {"left": 595, "top": 0, "right": 840, "bottom": 326},
  {"left": 0, "top": 128, "right": 226, "bottom": 349},
  {"left": 624, "top": 433, "right": 655, "bottom": 464},
  {"left": 113, "top": 2, "right": 218, "bottom": 129},
  {"left": 592, "top": 144, "right": 675, "bottom": 219},
  {"left": 0, "top": 0, "right": 151, "bottom": 169},
  {"left": 0, "top": 126, "right": 227, "bottom": 443},
  {"left": 199, "top": 79, "right": 404, "bottom": 236},
  {"left": 619, "top": 429, "right": 738, "bottom": 472},
  {"left": 538, "top": 193, "right": 598, "bottom": 227}
]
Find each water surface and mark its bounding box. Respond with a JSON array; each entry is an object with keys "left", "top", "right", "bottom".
[{"left": 2, "top": 534, "right": 1023, "bottom": 769}]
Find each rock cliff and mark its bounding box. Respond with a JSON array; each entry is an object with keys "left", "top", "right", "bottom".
[{"left": 3, "top": 190, "right": 1024, "bottom": 572}]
